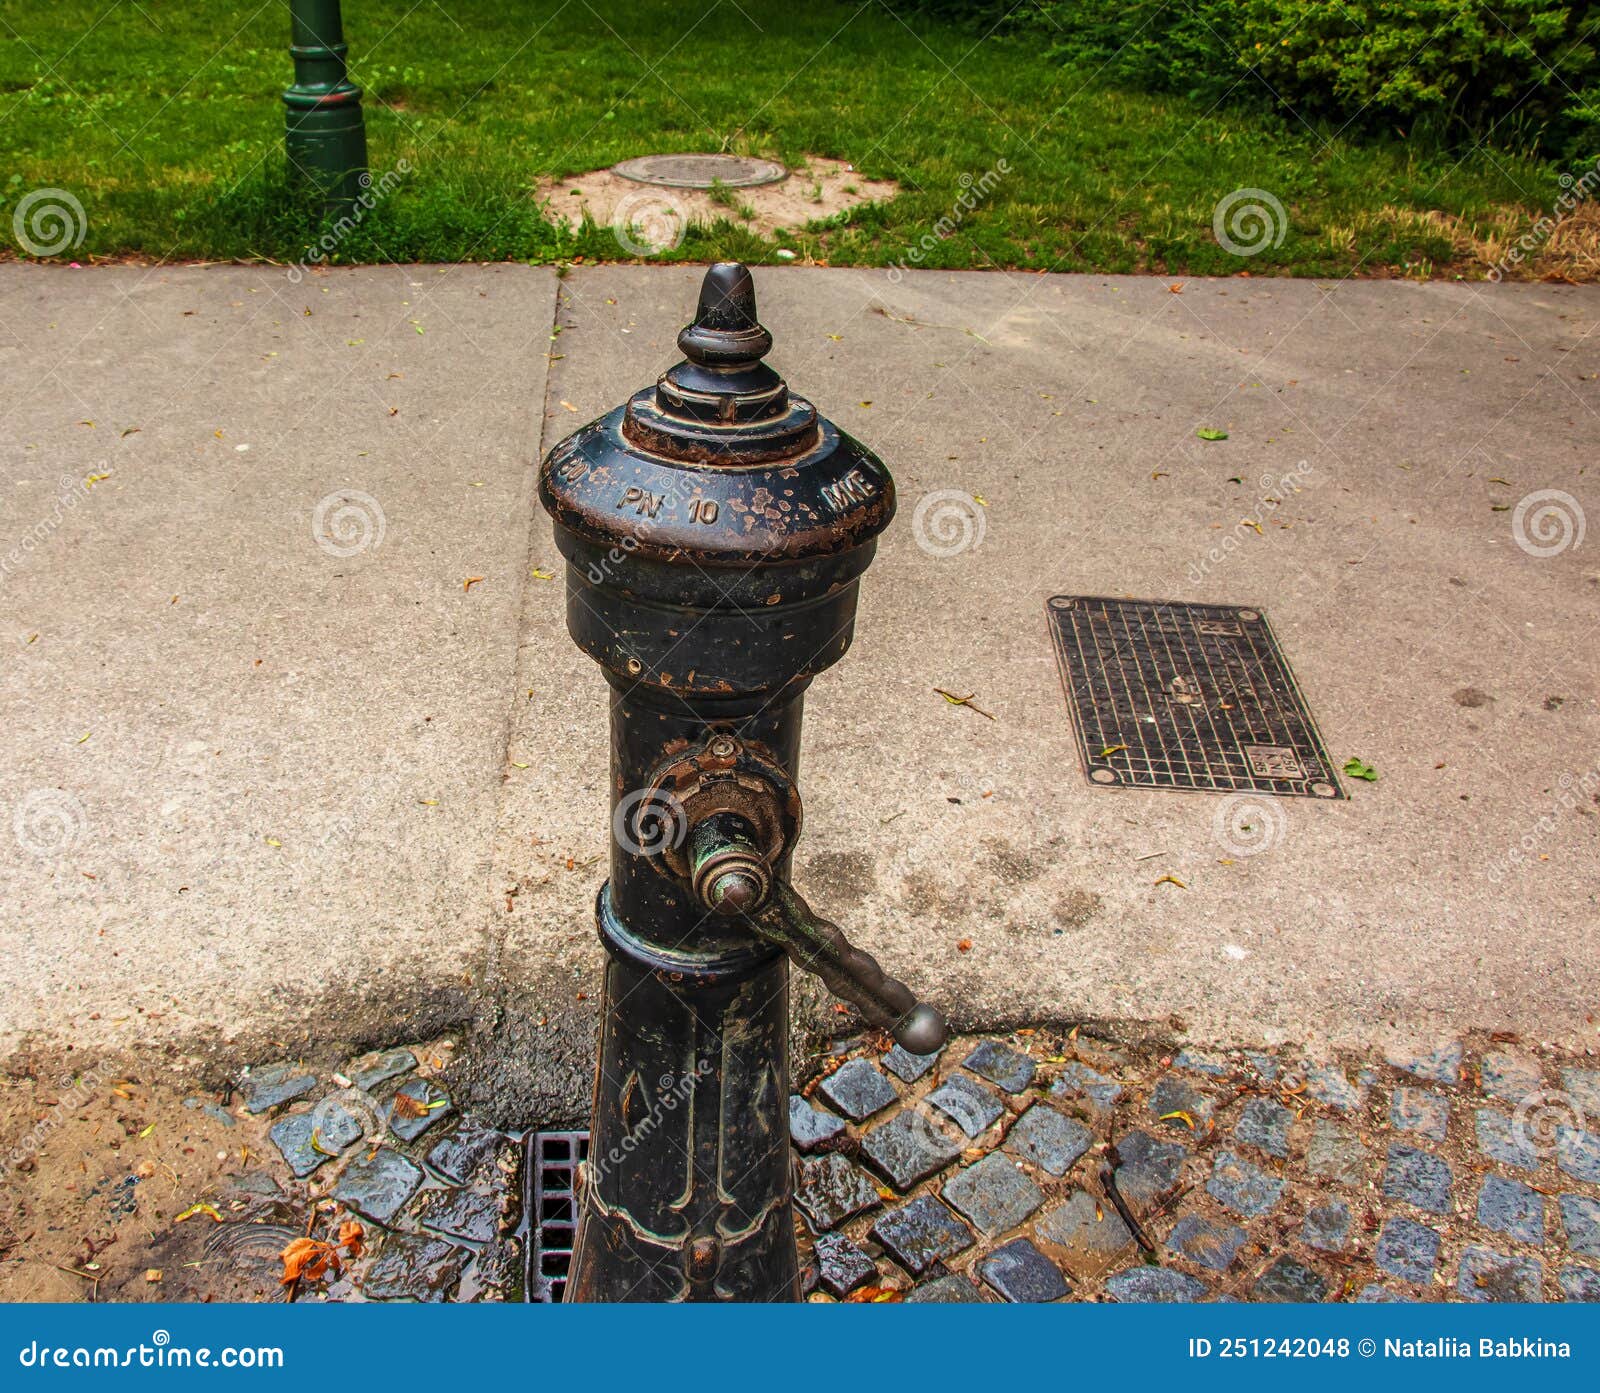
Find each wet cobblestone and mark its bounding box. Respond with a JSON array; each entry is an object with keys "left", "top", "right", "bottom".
[
  {"left": 208, "top": 1025, "right": 1600, "bottom": 1304},
  {"left": 205, "top": 1037, "right": 522, "bottom": 1303},
  {"left": 793, "top": 1028, "right": 1600, "bottom": 1304}
]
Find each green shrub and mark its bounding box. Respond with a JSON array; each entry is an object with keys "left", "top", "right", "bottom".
[
  {"left": 889, "top": 0, "right": 1600, "bottom": 157},
  {"left": 1239, "top": 0, "right": 1597, "bottom": 146}
]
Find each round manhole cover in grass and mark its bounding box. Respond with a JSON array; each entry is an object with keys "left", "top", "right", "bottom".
[{"left": 611, "top": 154, "right": 788, "bottom": 190}]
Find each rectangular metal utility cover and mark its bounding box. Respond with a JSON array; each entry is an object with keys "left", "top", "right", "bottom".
[{"left": 1047, "top": 596, "right": 1342, "bottom": 799}]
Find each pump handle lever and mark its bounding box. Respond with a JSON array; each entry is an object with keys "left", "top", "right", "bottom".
[{"left": 745, "top": 880, "right": 947, "bottom": 1055}]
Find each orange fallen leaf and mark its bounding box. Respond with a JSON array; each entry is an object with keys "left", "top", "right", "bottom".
[
  {"left": 389, "top": 1091, "right": 428, "bottom": 1120},
  {"left": 463, "top": 576, "right": 484, "bottom": 592},
  {"left": 956, "top": 938, "right": 973, "bottom": 952},
  {"left": 279, "top": 1237, "right": 341, "bottom": 1286},
  {"left": 337, "top": 1219, "right": 365, "bottom": 1259}
]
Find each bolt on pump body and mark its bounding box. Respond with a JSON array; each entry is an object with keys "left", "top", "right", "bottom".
[{"left": 539, "top": 263, "right": 945, "bottom": 1302}]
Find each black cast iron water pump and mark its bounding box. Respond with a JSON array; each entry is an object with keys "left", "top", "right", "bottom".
[{"left": 538, "top": 262, "right": 946, "bottom": 1302}]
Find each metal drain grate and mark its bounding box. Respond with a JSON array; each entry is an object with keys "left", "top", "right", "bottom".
[
  {"left": 1047, "top": 596, "right": 1342, "bottom": 798},
  {"left": 523, "top": 1130, "right": 588, "bottom": 1303}
]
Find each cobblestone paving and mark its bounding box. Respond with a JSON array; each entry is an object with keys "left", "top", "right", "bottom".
[
  {"left": 232, "top": 1042, "right": 522, "bottom": 1302},
  {"left": 200, "top": 1028, "right": 1599, "bottom": 1303},
  {"left": 793, "top": 1030, "right": 1600, "bottom": 1304}
]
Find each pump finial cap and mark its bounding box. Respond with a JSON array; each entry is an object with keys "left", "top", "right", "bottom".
[{"left": 677, "top": 261, "right": 773, "bottom": 368}]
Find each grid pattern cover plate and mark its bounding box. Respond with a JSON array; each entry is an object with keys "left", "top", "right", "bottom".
[{"left": 1047, "top": 596, "right": 1342, "bottom": 799}]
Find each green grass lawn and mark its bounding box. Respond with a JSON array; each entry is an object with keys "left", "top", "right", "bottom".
[{"left": 0, "top": 0, "right": 1578, "bottom": 277}]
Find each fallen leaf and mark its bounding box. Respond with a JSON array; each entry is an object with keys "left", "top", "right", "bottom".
[
  {"left": 279, "top": 1236, "right": 341, "bottom": 1287},
  {"left": 1241, "top": 518, "right": 1263, "bottom": 535},
  {"left": 145, "top": 1269, "right": 163, "bottom": 1283},
  {"left": 390, "top": 1091, "right": 429, "bottom": 1120},
  {"left": 336, "top": 1219, "right": 364, "bottom": 1259},
  {"left": 956, "top": 938, "right": 973, "bottom": 952},
  {"left": 1159, "top": 1109, "right": 1196, "bottom": 1130},
  {"left": 1153, "top": 874, "right": 1187, "bottom": 889},
  {"left": 1098, "top": 743, "right": 1128, "bottom": 757},
  {"left": 463, "top": 576, "right": 484, "bottom": 592},
  {"left": 933, "top": 688, "right": 995, "bottom": 720},
  {"left": 530, "top": 568, "right": 555, "bottom": 581},
  {"left": 1343, "top": 757, "right": 1378, "bottom": 782},
  {"left": 174, "top": 1202, "right": 223, "bottom": 1224},
  {"left": 1196, "top": 427, "right": 1229, "bottom": 441}
]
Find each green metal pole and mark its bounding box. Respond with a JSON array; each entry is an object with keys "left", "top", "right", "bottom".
[{"left": 283, "top": 0, "right": 368, "bottom": 217}]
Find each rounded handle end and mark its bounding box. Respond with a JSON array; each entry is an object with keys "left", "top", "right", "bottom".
[{"left": 894, "top": 1003, "right": 948, "bottom": 1055}]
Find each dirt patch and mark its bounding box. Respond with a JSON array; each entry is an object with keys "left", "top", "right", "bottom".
[
  {"left": 537, "top": 155, "right": 898, "bottom": 252},
  {"left": 0, "top": 1054, "right": 260, "bottom": 1302},
  {"left": 0, "top": 1035, "right": 476, "bottom": 1304}
]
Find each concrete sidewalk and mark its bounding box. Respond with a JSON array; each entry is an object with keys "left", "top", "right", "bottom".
[
  {"left": 0, "top": 262, "right": 555, "bottom": 1072},
  {"left": 2, "top": 262, "right": 1596, "bottom": 1120}
]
